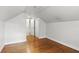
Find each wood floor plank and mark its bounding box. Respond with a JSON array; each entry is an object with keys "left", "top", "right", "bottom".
[{"left": 1, "top": 38, "right": 79, "bottom": 53}]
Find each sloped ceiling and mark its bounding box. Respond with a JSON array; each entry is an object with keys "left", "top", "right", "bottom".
[
  {"left": 0, "top": 6, "right": 26, "bottom": 21},
  {"left": 1, "top": 6, "right": 79, "bottom": 23},
  {"left": 25, "top": 6, "right": 79, "bottom": 23},
  {"left": 38, "top": 6, "right": 79, "bottom": 22}
]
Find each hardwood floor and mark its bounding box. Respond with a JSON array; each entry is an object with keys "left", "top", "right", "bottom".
[{"left": 1, "top": 38, "right": 79, "bottom": 53}]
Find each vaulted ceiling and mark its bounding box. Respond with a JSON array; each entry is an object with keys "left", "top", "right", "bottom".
[
  {"left": 1, "top": 6, "right": 79, "bottom": 23},
  {"left": 0, "top": 6, "right": 26, "bottom": 21},
  {"left": 25, "top": 6, "right": 79, "bottom": 23}
]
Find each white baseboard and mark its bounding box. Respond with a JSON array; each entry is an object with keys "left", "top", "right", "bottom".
[
  {"left": 5, "top": 40, "right": 26, "bottom": 45},
  {"left": 47, "top": 37, "right": 79, "bottom": 51},
  {"left": 0, "top": 45, "right": 5, "bottom": 52},
  {"left": 39, "top": 36, "right": 47, "bottom": 39},
  {"left": 0, "top": 40, "right": 26, "bottom": 52}
]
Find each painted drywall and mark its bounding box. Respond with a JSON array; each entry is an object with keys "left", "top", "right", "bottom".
[
  {"left": 38, "top": 19, "right": 46, "bottom": 38},
  {"left": 4, "top": 12, "right": 46, "bottom": 44},
  {"left": 26, "top": 18, "right": 39, "bottom": 36},
  {"left": 5, "top": 13, "right": 26, "bottom": 44},
  {"left": 46, "top": 21, "right": 79, "bottom": 50},
  {"left": 25, "top": 17, "right": 46, "bottom": 38},
  {"left": 0, "top": 20, "right": 5, "bottom": 52}
]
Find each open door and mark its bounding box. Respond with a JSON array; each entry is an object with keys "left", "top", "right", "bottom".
[{"left": 26, "top": 16, "right": 39, "bottom": 53}]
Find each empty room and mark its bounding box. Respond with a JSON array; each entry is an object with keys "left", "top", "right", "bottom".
[{"left": 0, "top": 6, "right": 79, "bottom": 53}]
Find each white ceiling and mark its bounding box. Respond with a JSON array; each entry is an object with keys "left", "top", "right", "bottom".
[
  {"left": 1, "top": 6, "right": 79, "bottom": 23},
  {"left": 33, "top": 6, "right": 79, "bottom": 23},
  {"left": 0, "top": 6, "right": 26, "bottom": 21}
]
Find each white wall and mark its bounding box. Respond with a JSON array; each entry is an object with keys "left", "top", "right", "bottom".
[
  {"left": 4, "top": 12, "right": 47, "bottom": 44},
  {"left": 47, "top": 21, "right": 79, "bottom": 50},
  {"left": 26, "top": 18, "right": 46, "bottom": 38},
  {"left": 0, "top": 21, "right": 5, "bottom": 52},
  {"left": 38, "top": 19, "right": 46, "bottom": 38},
  {"left": 26, "top": 18, "right": 39, "bottom": 36},
  {"left": 5, "top": 13, "right": 26, "bottom": 44}
]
